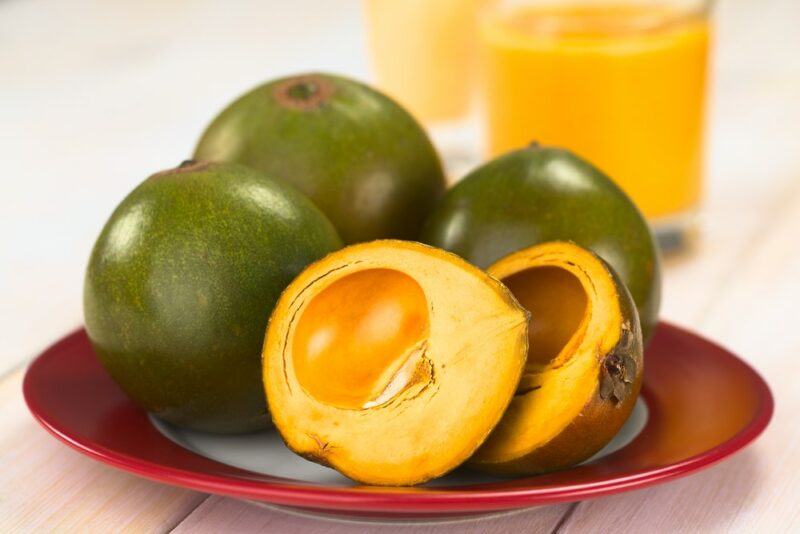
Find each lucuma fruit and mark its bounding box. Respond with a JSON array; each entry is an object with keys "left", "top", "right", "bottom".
[
  {"left": 422, "top": 145, "right": 661, "bottom": 342},
  {"left": 469, "top": 242, "right": 643, "bottom": 475},
  {"left": 84, "top": 161, "right": 342, "bottom": 433},
  {"left": 263, "top": 240, "right": 528, "bottom": 485},
  {"left": 194, "top": 73, "right": 446, "bottom": 244}
]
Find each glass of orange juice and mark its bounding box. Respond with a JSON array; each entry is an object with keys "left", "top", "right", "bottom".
[
  {"left": 363, "top": 0, "right": 497, "bottom": 124},
  {"left": 479, "top": 0, "right": 711, "bottom": 248}
]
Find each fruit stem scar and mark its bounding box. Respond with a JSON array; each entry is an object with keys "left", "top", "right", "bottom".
[
  {"left": 273, "top": 75, "right": 335, "bottom": 110},
  {"left": 151, "top": 160, "right": 212, "bottom": 178},
  {"left": 287, "top": 81, "right": 318, "bottom": 100}
]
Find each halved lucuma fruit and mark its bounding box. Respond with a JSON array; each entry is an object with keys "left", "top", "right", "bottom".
[
  {"left": 469, "top": 241, "right": 643, "bottom": 475},
  {"left": 263, "top": 240, "right": 529, "bottom": 486}
]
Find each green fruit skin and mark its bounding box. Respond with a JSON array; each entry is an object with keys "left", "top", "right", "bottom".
[
  {"left": 421, "top": 146, "right": 661, "bottom": 342},
  {"left": 84, "top": 162, "right": 342, "bottom": 433},
  {"left": 194, "top": 72, "right": 446, "bottom": 244}
]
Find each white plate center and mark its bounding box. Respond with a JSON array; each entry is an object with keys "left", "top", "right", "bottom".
[{"left": 152, "top": 399, "right": 648, "bottom": 487}]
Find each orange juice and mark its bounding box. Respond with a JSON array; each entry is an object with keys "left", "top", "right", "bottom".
[
  {"left": 364, "top": 0, "right": 497, "bottom": 123},
  {"left": 480, "top": 3, "right": 710, "bottom": 220}
]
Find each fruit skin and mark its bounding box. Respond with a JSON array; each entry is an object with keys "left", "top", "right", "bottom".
[
  {"left": 194, "top": 72, "right": 447, "bottom": 244},
  {"left": 422, "top": 145, "right": 661, "bottom": 342},
  {"left": 469, "top": 242, "right": 644, "bottom": 475},
  {"left": 83, "top": 161, "right": 342, "bottom": 433}
]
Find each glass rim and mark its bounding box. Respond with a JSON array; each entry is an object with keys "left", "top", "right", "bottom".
[
  {"left": 478, "top": 0, "right": 714, "bottom": 41},
  {"left": 480, "top": 0, "right": 715, "bottom": 21}
]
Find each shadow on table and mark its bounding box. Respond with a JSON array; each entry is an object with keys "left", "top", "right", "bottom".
[{"left": 245, "top": 500, "right": 572, "bottom": 533}]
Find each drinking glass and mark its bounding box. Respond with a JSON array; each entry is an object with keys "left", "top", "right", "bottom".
[
  {"left": 363, "top": 0, "right": 497, "bottom": 123},
  {"left": 479, "top": 0, "right": 712, "bottom": 249},
  {"left": 363, "top": 0, "right": 500, "bottom": 176}
]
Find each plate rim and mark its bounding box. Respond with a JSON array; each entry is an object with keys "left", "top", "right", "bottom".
[{"left": 23, "top": 322, "right": 774, "bottom": 513}]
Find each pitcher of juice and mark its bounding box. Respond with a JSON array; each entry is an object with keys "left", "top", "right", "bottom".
[{"left": 479, "top": 0, "right": 711, "bottom": 247}]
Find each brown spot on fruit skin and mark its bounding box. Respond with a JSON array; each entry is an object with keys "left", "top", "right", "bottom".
[{"left": 600, "top": 324, "right": 638, "bottom": 405}]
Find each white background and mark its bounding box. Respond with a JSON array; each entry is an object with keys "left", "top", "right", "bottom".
[{"left": 3, "top": 0, "right": 375, "bottom": 369}]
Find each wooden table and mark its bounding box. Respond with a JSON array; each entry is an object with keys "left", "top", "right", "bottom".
[{"left": 2, "top": 0, "right": 798, "bottom": 531}]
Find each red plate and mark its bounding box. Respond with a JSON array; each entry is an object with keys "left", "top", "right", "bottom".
[{"left": 23, "top": 322, "right": 772, "bottom": 518}]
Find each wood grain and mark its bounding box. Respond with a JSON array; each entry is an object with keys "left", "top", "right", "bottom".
[{"left": 0, "top": 370, "right": 205, "bottom": 533}]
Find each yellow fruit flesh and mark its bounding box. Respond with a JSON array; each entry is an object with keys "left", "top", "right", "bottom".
[
  {"left": 473, "top": 243, "right": 624, "bottom": 467},
  {"left": 503, "top": 266, "right": 588, "bottom": 372},
  {"left": 293, "top": 269, "right": 429, "bottom": 409},
  {"left": 265, "top": 240, "right": 529, "bottom": 485}
]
